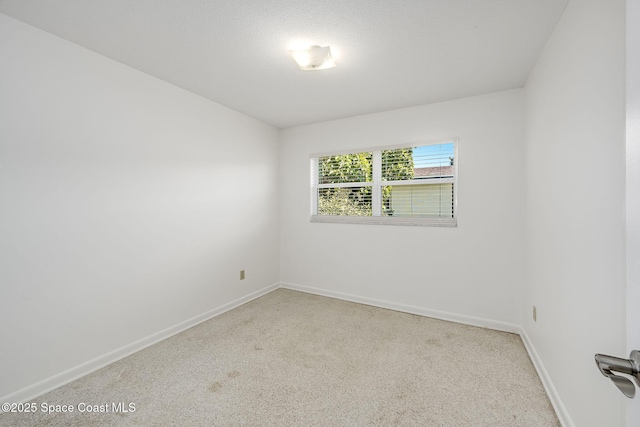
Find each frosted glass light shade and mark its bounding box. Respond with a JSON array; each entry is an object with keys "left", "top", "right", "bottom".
[{"left": 289, "top": 45, "right": 336, "bottom": 71}]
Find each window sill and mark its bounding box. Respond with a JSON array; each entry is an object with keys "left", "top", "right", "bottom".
[{"left": 310, "top": 215, "right": 457, "bottom": 227}]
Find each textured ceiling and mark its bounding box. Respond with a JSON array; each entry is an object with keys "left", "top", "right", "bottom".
[{"left": 0, "top": 0, "right": 568, "bottom": 128}]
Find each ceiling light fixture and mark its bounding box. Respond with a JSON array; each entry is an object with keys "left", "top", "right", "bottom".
[{"left": 289, "top": 45, "right": 336, "bottom": 71}]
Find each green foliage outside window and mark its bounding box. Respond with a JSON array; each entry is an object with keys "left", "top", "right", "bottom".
[
  {"left": 318, "top": 187, "right": 372, "bottom": 216},
  {"left": 318, "top": 152, "right": 373, "bottom": 184},
  {"left": 381, "top": 148, "right": 414, "bottom": 216},
  {"left": 318, "top": 149, "right": 414, "bottom": 216}
]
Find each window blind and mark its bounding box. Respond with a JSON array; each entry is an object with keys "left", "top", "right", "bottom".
[{"left": 311, "top": 140, "right": 457, "bottom": 227}]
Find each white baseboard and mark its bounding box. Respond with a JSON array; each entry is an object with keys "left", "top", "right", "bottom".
[
  {"left": 1, "top": 282, "right": 279, "bottom": 405},
  {"left": 278, "top": 281, "right": 521, "bottom": 334},
  {"left": 519, "top": 329, "right": 574, "bottom": 427},
  {"left": 279, "top": 282, "right": 572, "bottom": 426}
]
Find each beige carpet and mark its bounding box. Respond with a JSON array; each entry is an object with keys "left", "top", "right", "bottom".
[{"left": 1, "top": 289, "right": 560, "bottom": 426}]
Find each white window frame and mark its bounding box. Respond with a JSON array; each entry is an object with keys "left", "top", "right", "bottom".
[{"left": 310, "top": 138, "right": 458, "bottom": 227}]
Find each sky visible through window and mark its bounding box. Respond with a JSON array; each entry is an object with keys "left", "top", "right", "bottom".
[{"left": 412, "top": 142, "right": 455, "bottom": 168}]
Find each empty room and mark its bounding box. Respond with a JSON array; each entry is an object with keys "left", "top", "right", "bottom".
[{"left": 1, "top": 0, "right": 639, "bottom": 426}]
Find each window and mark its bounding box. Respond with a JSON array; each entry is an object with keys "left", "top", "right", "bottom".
[{"left": 310, "top": 140, "right": 457, "bottom": 226}]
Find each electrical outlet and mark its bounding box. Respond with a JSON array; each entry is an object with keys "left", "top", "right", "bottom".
[
  {"left": 240, "top": 270, "right": 245, "bottom": 280},
  {"left": 533, "top": 305, "right": 537, "bottom": 322}
]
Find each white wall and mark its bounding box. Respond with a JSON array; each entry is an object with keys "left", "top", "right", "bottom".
[
  {"left": 280, "top": 90, "right": 525, "bottom": 328},
  {"left": 523, "top": 0, "right": 626, "bottom": 425},
  {"left": 0, "top": 14, "right": 280, "bottom": 400}
]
